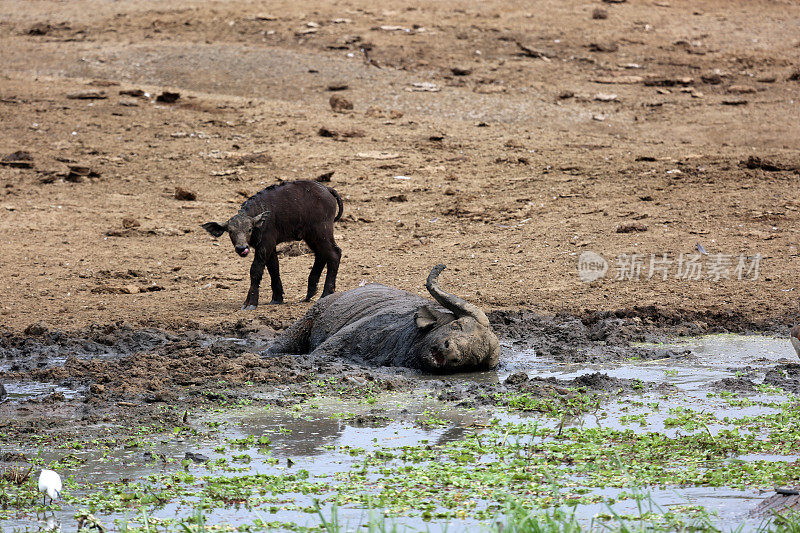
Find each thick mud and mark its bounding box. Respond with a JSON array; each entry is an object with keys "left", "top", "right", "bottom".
[
  {"left": 3, "top": 308, "right": 795, "bottom": 446},
  {"left": 0, "top": 310, "right": 688, "bottom": 440},
  {"left": 491, "top": 306, "right": 788, "bottom": 360}
]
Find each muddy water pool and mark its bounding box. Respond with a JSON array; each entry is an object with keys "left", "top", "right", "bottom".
[{"left": 1, "top": 334, "right": 798, "bottom": 531}]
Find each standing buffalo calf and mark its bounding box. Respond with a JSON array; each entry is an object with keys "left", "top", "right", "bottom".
[
  {"left": 202, "top": 180, "right": 342, "bottom": 309},
  {"left": 268, "top": 265, "right": 500, "bottom": 373}
]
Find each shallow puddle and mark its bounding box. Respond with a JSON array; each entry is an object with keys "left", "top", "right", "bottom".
[{"left": 1, "top": 381, "right": 83, "bottom": 402}]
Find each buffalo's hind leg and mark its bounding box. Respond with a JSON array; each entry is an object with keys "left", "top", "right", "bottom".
[
  {"left": 267, "top": 295, "right": 338, "bottom": 354},
  {"left": 305, "top": 228, "right": 341, "bottom": 300},
  {"left": 267, "top": 315, "right": 313, "bottom": 354}
]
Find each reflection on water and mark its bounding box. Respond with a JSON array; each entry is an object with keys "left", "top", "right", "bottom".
[
  {"left": 42, "top": 513, "right": 60, "bottom": 532},
  {"left": 233, "top": 397, "right": 488, "bottom": 457},
  {"left": 2, "top": 382, "right": 82, "bottom": 402}
]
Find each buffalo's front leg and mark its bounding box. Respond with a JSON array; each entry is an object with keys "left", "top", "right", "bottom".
[
  {"left": 242, "top": 256, "right": 266, "bottom": 310},
  {"left": 266, "top": 252, "right": 284, "bottom": 304}
]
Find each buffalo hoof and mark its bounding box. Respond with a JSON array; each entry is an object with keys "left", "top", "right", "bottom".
[
  {"left": 268, "top": 299, "right": 284, "bottom": 305},
  {"left": 241, "top": 304, "right": 258, "bottom": 310}
]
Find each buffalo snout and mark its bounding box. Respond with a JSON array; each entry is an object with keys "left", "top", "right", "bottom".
[{"left": 235, "top": 245, "right": 250, "bottom": 257}]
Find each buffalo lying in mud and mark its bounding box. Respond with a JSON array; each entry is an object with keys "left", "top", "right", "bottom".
[
  {"left": 268, "top": 265, "right": 500, "bottom": 373},
  {"left": 202, "top": 180, "right": 343, "bottom": 309}
]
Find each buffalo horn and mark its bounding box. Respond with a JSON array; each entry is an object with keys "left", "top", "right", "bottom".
[{"left": 425, "top": 264, "right": 490, "bottom": 327}]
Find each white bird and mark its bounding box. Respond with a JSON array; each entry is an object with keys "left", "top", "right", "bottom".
[{"left": 38, "top": 469, "right": 62, "bottom": 506}]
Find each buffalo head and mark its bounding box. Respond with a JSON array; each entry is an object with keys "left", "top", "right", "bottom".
[
  {"left": 202, "top": 211, "right": 269, "bottom": 257},
  {"left": 414, "top": 264, "right": 500, "bottom": 373}
]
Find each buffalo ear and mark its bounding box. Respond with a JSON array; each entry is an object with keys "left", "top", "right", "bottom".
[
  {"left": 202, "top": 222, "right": 227, "bottom": 238},
  {"left": 252, "top": 211, "right": 270, "bottom": 229},
  {"left": 415, "top": 305, "right": 454, "bottom": 330}
]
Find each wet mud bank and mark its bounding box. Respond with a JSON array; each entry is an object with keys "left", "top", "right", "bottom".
[
  {"left": 711, "top": 363, "right": 800, "bottom": 395},
  {"left": 1, "top": 306, "right": 791, "bottom": 441},
  {"left": 489, "top": 304, "right": 789, "bottom": 362}
]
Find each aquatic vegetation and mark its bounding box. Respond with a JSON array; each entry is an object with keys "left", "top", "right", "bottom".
[
  {"left": 4, "top": 395, "right": 800, "bottom": 531},
  {"left": 498, "top": 391, "right": 601, "bottom": 416},
  {"left": 415, "top": 409, "right": 449, "bottom": 428},
  {"left": 4, "top": 335, "right": 800, "bottom": 531}
]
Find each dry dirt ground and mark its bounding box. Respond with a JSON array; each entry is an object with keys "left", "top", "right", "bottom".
[{"left": 1, "top": 0, "right": 800, "bottom": 335}]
